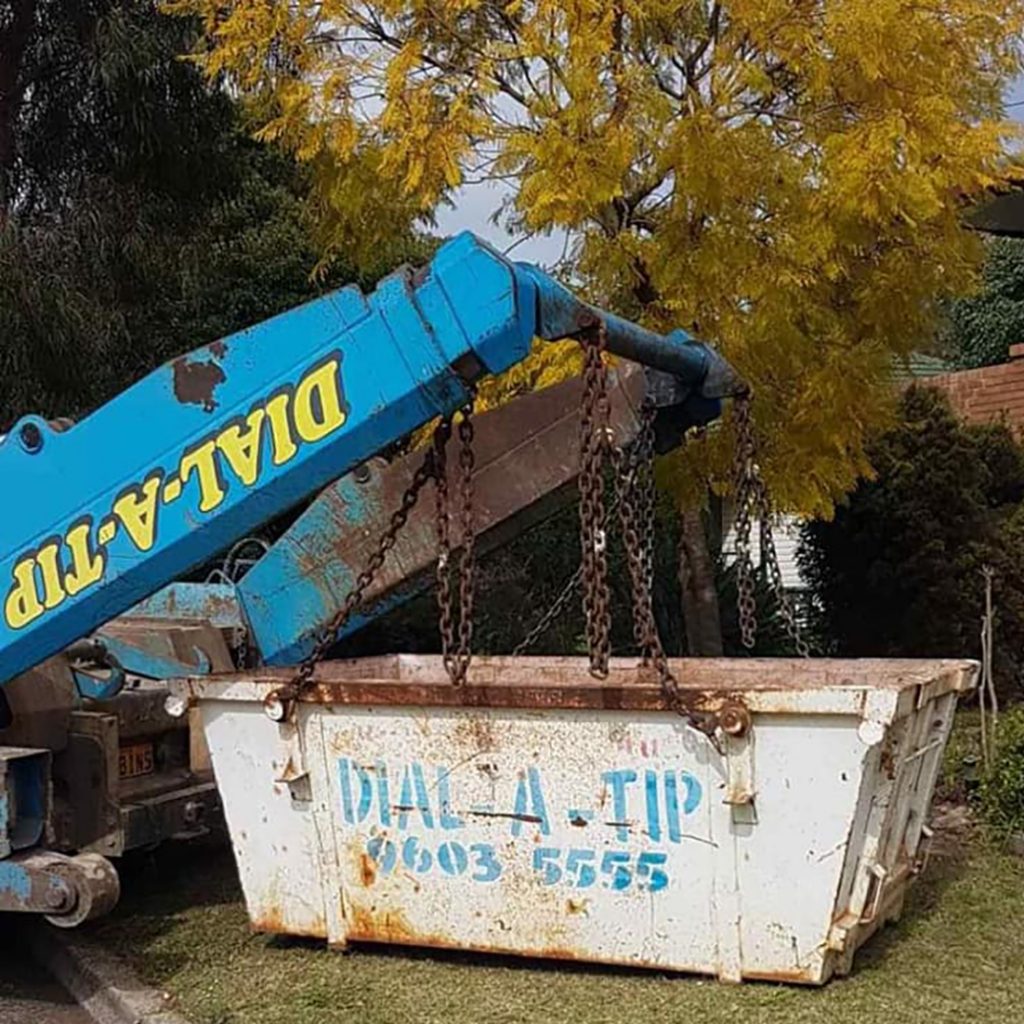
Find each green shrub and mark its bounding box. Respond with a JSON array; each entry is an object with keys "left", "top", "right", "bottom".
[
  {"left": 799, "top": 386, "right": 1024, "bottom": 701},
  {"left": 980, "top": 706, "right": 1024, "bottom": 839}
]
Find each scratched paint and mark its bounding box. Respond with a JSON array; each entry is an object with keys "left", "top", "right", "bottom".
[
  {"left": 0, "top": 861, "right": 31, "bottom": 900},
  {"left": 339, "top": 758, "right": 702, "bottom": 893}
]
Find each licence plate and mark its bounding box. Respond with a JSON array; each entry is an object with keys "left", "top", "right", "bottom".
[{"left": 118, "top": 742, "right": 154, "bottom": 780}]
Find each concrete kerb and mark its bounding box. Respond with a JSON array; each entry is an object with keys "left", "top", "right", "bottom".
[{"left": 27, "top": 923, "right": 192, "bottom": 1024}]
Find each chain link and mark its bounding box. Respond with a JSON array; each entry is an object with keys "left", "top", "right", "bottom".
[
  {"left": 732, "top": 393, "right": 760, "bottom": 650},
  {"left": 574, "top": 327, "right": 718, "bottom": 737},
  {"left": 279, "top": 442, "right": 440, "bottom": 704},
  {"left": 513, "top": 563, "right": 584, "bottom": 657},
  {"left": 435, "top": 403, "right": 476, "bottom": 685},
  {"left": 514, "top": 487, "right": 627, "bottom": 656},
  {"left": 612, "top": 406, "right": 719, "bottom": 738},
  {"left": 274, "top": 400, "right": 478, "bottom": 710},
  {"left": 732, "top": 391, "right": 809, "bottom": 657},
  {"left": 577, "top": 324, "right": 614, "bottom": 679}
]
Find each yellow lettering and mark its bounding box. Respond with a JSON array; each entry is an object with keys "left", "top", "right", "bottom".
[
  {"left": 36, "top": 541, "right": 66, "bottom": 610},
  {"left": 4, "top": 557, "right": 43, "bottom": 630},
  {"left": 265, "top": 393, "right": 297, "bottom": 466},
  {"left": 179, "top": 441, "right": 226, "bottom": 513},
  {"left": 112, "top": 474, "right": 162, "bottom": 551},
  {"left": 292, "top": 358, "right": 347, "bottom": 444},
  {"left": 216, "top": 408, "right": 265, "bottom": 487},
  {"left": 64, "top": 521, "right": 106, "bottom": 597}
]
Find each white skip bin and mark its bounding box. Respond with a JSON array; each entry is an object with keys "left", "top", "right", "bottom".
[{"left": 169, "top": 656, "right": 976, "bottom": 985}]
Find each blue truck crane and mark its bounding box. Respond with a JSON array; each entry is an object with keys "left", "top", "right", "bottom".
[{"left": 0, "top": 232, "right": 742, "bottom": 925}]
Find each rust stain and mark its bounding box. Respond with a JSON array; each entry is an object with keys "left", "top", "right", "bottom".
[
  {"left": 453, "top": 714, "right": 496, "bottom": 751},
  {"left": 347, "top": 905, "right": 417, "bottom": 944},
  {"left": 569, "top": 814, "right": 589, "bottom": 828},
  {"left": 530, "top": 945, "right": 581, "bottom": 961},
  {"left": 209, "top": 340, "right": 227, "bottom": 358},
  {"left": 343, "top": 901, "right": 726, "bottom": 973},
  {"left": 742, "top": 967, "right": 820, "bottom": 986},
  {"left": 359, "top": 852, "right": 377, "bottom": 887},
  {"left": 346, "top": 904, "right": 589, "bottom": 963},
  {"left": 250, "top": 905, "right": 327, "bottom": 939},
  {"left": 172, "top": 356, "right": 226, "bottom": 412}
]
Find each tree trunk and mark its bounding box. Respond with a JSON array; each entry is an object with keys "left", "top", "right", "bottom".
[{"left": 678, "top": 505, "right": 723, "bottom": 656}]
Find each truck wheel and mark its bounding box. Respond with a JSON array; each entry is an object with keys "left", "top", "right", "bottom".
[{"left": 44, "top": 852, "right": 120, "bottom": 928}]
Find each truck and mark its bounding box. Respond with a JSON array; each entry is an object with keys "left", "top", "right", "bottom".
[{"left": 0, "top": 231, "right": 741, "bottom": 926}]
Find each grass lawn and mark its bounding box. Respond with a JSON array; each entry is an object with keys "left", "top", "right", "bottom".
[{"left": 87, "top": 713, "right": 1024, "bottom": 1024}]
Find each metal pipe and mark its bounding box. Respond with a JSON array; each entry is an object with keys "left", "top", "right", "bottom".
[{"left": 514, "top": 263, "right": 748, "bottom": 399}]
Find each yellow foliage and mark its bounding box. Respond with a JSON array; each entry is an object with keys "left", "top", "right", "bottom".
[{"left": 165, "top": 0, "right": 1024, "bottom": 516}]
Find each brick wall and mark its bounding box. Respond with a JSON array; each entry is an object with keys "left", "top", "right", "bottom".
[{"left": 927, "top": 343, "right": 1024, "bottom": 436}]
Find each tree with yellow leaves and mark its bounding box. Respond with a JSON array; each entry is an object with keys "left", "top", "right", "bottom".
[{"left": 167, "top": 0, "right": 1024, "bottom": 652}]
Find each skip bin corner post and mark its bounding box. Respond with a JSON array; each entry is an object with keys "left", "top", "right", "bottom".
[
  {"left": 297, "top": 706, "right": 351, "bottom": 949},
  {"left": 709, "top": 737, "right": 749, "bottom": 984},
  {"left": 825, "top": 684, "right": 954, "bottom": 977}
]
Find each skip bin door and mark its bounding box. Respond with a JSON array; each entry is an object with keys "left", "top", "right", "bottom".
[{"left": 319, "top": 704, "right": 722, "bottom": 971}]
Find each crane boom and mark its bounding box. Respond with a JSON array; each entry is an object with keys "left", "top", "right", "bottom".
[{"left": 0, "top": 232, "right": 741, "bottom": 685}]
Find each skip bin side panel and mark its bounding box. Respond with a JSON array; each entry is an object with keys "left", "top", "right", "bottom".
[
  {"left": 320, "top": 706, "right": 725, "bottom": 972},
  {"left": 733, "top": 714, "right": 873, "bottom": 984},
  {"left": 201, "top": 702, "right": 327, "bottom": 938}
]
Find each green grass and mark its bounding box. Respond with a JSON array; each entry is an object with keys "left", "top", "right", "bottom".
[{"left": 87, "top": 711, "right": 1024, "bottom": 1024}]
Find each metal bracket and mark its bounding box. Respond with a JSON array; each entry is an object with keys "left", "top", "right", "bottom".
[
  {"left": 723, "top": 730, "right": 756, "bottom": 810},
  {"left": 68, "top": 633, "right": 212, "bottom": 701}
]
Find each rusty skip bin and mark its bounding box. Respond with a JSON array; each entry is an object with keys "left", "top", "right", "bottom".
[{"left": 168, "top": 655, "right": 976, "bottom": 985}]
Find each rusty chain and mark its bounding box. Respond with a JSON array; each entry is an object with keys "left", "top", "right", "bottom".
[
  {"left": 577, "top": 323, "right": 614, "bottom": 678},
  {"left": 732, "top": 393, "right": 759, "bottom": 651},
  {"left": 435, "top": 403, "right": 476, "bottom": 685},
  {"left": 612, "top": 405, "right": 719, "bottom": 739},
  {"left": 732, "top": 391, "right": 809, "bottom": 658},
  {"left": 273, "top": 405, "right": 478, "bottom": 712},
  {"left": 513, "top": 563, "right": 584, "bottom": 657},
  {"left": 275, "top": 440, "right": 440, "bottom": 708},
  {"left": 575, "top": 325, "right": 718, "bottom": 737},
  {"left": 513, "top": 485, "right": 623, "bottom": 657}
]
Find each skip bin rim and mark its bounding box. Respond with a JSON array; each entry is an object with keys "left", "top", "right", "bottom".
[{"left": 172, "top": 654, "right": 979, "bottom": 722}]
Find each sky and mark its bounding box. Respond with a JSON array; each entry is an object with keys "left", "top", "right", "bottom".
[
  {"left": 435, "top": 77, "right": 1024, "bottom": 271},
  {"left": 433, "top": 179, "right": 568, "bottom": 267}
]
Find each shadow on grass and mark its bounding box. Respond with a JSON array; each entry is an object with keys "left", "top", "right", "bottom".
[
  {"left": 83, "top": 834, "right": 243, "bottom": 968},
  {"left": 112, "top": 835, "right": 241, "bottom": 915},
  {"left": 267, "top": 931, "right": 669, "bottom": 982}
]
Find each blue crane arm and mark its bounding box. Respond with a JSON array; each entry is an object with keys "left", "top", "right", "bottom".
[{"left": 0, "top": 232, "right": 743, "bottom": 685}]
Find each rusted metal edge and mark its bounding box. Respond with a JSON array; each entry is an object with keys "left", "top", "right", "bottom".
[
  {"left": 170, "top": 653, "right": 977, "bottom": 720},
  {"left": 203, "top": 654, "right": 980, "bottom": 690}
]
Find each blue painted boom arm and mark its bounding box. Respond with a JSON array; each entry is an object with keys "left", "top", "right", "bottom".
[{"left": 0, "top": 232, "right": 743, "bottom": 684}]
